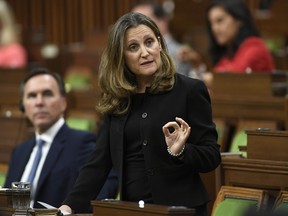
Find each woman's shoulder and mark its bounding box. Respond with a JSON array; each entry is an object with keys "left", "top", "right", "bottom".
[
  {"left": 241, "top": 36, "right": 267, "bottom": 47},
  {"left": 175, "top": 73, "right": 206, "bottom": 91},
  {"left": 238, "top": 36, "right": 272, "bottom": 57},
  {"left": 175, "top": 73, "right": 204, "bottom": 85}
]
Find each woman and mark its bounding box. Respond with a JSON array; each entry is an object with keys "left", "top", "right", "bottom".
[
  {"left": 0, "top": 0, "right": 27, "bottom": 68},
  {"left": 60, "top": 12, "right": 221, "bottom": 216},
  {"left": 206, "top": 0, "right": 275, "bottom": 73}
]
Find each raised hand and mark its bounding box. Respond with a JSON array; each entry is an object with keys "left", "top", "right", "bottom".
[{"left": 162, "top": 117, "right": 191, "bottom": 156}]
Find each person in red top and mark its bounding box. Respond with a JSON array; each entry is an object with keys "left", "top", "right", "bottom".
[
  {"left": 206, "top": 0, "right": 275, "bottom": 73},
  {"left": 0, "top": 0, "right": 27, "bottom": 68},
  {"left": 213, "top": 37, "right": 275, "bottom": 73}
]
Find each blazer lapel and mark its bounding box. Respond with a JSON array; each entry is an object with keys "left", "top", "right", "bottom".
[
  {"left": 15, "top": 139, "right": 35, "bottom": 181},
  {"left": 36, "top": 125, "right": 67, "bottom": 193},
  {"left": 111, "top": 111, "right": 129, "bottom": 199}
]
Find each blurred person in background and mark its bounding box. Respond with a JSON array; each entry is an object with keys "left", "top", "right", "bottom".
[
  {"left": 180, "top": 0, "right": 275, "bottom": 89},
  {"left": 204, "top": 0, "right": 275, "bottom": 87},
  {"left": 4, "top": 68, "right": 118, "bottom": 209},
  {"left": 207, "top": 0, "right": 275, "bottom": 73},
  {"left": 0, "top": 0, "right": 27, "bottom": 68}
]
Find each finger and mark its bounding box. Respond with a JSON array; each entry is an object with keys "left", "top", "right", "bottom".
[
  {"left": 162, "top": 126, "right": 171, "bottom": 137},
  {"left": 175, "top": 117, "right": 190, "bottom": 129},
  {"left": 163, "top": 121, "right": 181, "bottom": 130}
]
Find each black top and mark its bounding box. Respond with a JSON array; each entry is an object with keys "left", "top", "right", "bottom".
[{"left": 123, "top": 93, "right": 153, "bottom": 202}]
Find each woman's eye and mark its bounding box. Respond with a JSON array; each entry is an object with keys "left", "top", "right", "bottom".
[
  {"left": 129, "top": 44, "right": 138, "bottom": 52},
  {"left": 146, "top": 39, "right": 153, "bottom": 47}
]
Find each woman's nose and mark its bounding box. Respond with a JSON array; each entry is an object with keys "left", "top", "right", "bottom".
[{"left": 141, "top": 46, "right": 149, "bottom": 57}]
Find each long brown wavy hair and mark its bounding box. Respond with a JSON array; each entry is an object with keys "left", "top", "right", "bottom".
[{"left": 97, "top": 12, "right": 175, "bottom": 115}]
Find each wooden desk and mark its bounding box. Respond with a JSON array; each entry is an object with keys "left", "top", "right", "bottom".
[
  {"left": 211, "top": 72, "right": 288, "bottom": 150},
  {"left": 212, "top": 95, "right": 288, "bottom": 129},
  {"left": 246, "top": 130, "right": 288, "bottom": 161},
  {"left": 212, "top": 72, "right": 287, "bottom": 97},
  {"left": 220, "top": 157, "right": 288, "bottom": 198},
  {"left": 216, "top": 129, "right": 288, "bottom": 212},
  {"left": 91, "top": 200, "right": 195, "bottom": 216}
]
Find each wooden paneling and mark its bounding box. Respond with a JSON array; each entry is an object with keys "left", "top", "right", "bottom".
[
  {"left": 6, "top": 0, "right": 287, "bottom": 47},
  {"left": 6, "top": 0, "right": 135, "bottom": 45},
  {"left": 0, "top": 116, "right": 33, "bottom": 164}
]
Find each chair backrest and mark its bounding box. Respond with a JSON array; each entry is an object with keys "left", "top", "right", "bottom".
[
  {"left": 212, "top": 186, "right": 269, "bottom": 216},
  {"left": 0, "top": 163, "right": 7, "bottom": 187},
  {"left": 273, "top": 191, "right": 288, "bottom": 214}
]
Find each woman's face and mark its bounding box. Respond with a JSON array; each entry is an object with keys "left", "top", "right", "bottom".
[
  {"left": 208, "top": 6, "right": 242, "bottom": 46},
  {"left": 124, "top": 24, "right": 162, "bottom": 89}
]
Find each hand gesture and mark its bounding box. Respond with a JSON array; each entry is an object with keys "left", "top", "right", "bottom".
[{"left": 162, "top": 117, "right": 191, "bottom": 156}]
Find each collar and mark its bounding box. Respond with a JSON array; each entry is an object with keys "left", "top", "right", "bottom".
[{"left": 35, "top": 117, "right": 65, "bottom": 144}]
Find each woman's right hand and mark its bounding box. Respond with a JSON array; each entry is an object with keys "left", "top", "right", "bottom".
[
  {"left": 59, "top": 205, "right": 72, "bottom": 215},
  {"left": 162, "top": 117, "right": 191, "bottom": 156}
]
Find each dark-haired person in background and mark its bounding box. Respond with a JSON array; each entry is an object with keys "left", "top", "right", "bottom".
[
  {"left": 4, "top": 68, "right": 118, "bottom": 209},
  {"left": 206, "top": 0, "right": 275, "bottom": 73},
  {"left": 182, "top": 0, "right": 275, "bottom": 88},
  {"left": 203, "top": 0, "right": 275, "bottom": 87}
]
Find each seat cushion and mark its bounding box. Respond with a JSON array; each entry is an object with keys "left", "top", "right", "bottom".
[
  {"left": 274, "top": 201, "right": 288, "bottom": 214},
  {"left": 213, "top": 197, "right": 258, "bottom": 216}
]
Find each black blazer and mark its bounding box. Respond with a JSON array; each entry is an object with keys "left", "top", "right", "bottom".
[
  {"left": 4, "top": 123, "right": 118, "bottom": 208},
  {"left": 64, "top": 74, "right": 221, "bottom": 213}
]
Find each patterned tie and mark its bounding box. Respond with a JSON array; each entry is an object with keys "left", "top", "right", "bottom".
[{"left": 27, "top": 139, "right": 44, "bottom": 184}]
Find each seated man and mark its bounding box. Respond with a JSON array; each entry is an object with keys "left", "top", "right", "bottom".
[{"left": 4, "top": 67, "right": 118, "bottom": 209}]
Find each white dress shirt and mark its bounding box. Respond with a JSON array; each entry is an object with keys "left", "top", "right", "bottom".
[{"left": 20, "top": 117, "right": 65, "bottom": 207}]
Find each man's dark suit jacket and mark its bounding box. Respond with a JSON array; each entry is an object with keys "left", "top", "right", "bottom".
[{"left": 4, "top": 123, "right": 118, "bottom": 208}]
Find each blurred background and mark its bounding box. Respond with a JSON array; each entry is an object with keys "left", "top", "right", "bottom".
[{"left": 5, "top": 0, "right": 288, "bottom": 74}]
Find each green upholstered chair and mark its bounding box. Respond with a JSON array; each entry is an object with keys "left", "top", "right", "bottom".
[
  {"left": 64, "top": 66, "right": 94, "bottom": 90},
  {"left": 213, "top": 198, "right": 257, "bottom": 216},
  {"left": 212, "top": 186, "right": 269, "bottom": 216},
  {"left": 66, "top": 117, "right": 95, "bottom": 131},
  {"left": 0, "top": 172, "right": 6, "bottom": 187},
  {"left": 229, "top": 130, "right": 247, "bottom": 158},
  {"left": 65, "top": 73, "right": 91, "bottom": 90},
  {"left": 273, "top": 191, "right": 288, "bottom": 214}
]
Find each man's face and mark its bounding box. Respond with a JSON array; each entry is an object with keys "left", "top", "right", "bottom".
[{"left": 22, "top": 74, "right": 67, "bottom": 134}]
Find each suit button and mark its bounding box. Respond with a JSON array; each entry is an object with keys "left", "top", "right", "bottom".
[
  {"left": 146, "top": 169, "right": 154, "bottom": 175},
  {"left": 143, "top": 140, "right": 148, "bottom": 146},
  {"left": 142, "top": 112, "right": 147, "bottom": 118}
]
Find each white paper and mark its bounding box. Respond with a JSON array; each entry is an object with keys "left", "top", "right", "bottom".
[{"left": 37, "top": 201, "right": 70, "bottom": 215}]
